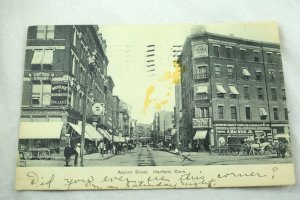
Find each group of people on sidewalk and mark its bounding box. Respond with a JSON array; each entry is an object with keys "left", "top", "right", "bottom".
[
  {"left": 64, "top": 140, "right": 136, "bottom": 166},
  {"left": 64, "top": 143, "right": 81, "bottom": 167}
]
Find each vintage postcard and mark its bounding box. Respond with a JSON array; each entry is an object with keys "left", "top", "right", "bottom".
[{"left": 16, "top": 22, "right": 295, "bottom": 190}]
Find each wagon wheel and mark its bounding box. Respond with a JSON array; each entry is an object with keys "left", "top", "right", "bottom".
[
  {"left": 24, "top": 152, "right": 33, "bottom": 160},
  {"left": 271, "top": 148, "right": 277, "bottom": 154},
  {"left": 38, "top": 151, "right": 47, "bottom": 160}
]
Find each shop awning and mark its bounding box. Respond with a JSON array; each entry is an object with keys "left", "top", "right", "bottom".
[
  {"left": 229, "top": 85, "right": 239, "bottom": 95},
  {"left": 242, "top": 68, "right": 251, "bottom": 76},
  {"left": 43, "top": 50, "right": 53, "bottom": 65},
  {"left": 69, "top": 123, "right": 103, "bottom": 141},
  {"left": 113, "top": 136, "right": 125, "bottom": 142},
  {"left": 196, "top": 85, "right": 208, "bottom": 93},
  {"left": 97, "top": 128, "right": 113, "bottom": 141},
  {"left": 31, "top": 50, "right": 44, "bottom": 65},
  {"left": 216, "top": 84, "right": 226, "bottom": 94},
  {"left": 274, "top": 134, "right": 290, "bottom": 139},
  {"left": 19, "top": 122, "right": 64, "bottom": 139},
  {"left": 260, "top": 108, "right": 268, "bottom": 116},
  {"left": 193, "top": 130, "right": 208, "bottom": 140}
]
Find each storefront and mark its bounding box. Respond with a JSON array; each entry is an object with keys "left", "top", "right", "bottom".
[{"left": 214, "top": 122, "right": 272, "bottom": 148}]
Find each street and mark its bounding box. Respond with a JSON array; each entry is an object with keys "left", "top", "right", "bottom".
[{"left": 20, "top": 145, "right": 293, "bottom": 167}]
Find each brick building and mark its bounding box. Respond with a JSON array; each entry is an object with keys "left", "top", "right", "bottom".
[
  {"left": 19, "top": 25, "right": 111, "bottom": 152},
  {"left": 179, "top": 31, "right": 289, "bottom": 151}
]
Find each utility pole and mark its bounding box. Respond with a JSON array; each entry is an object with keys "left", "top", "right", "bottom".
[{"left": 80, "top": 50, "right": 96, "bottom": 167}]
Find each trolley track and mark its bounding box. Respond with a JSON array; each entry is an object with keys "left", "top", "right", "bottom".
[{"left": 137, "top": 146, "right": 156, "bottom": 166}]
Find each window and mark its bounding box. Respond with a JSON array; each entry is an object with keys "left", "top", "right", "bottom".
[
  {"left": 229, "top": 85, "right": 239, "bottom": 99},
  {"left": 271, "top": 88, "right": 277, "bottom": 101},
  {"left": 227, "top": 65, "right": 234, "bottom": 78},
  {"left": 284, "top": 108, "right": 289, "bottom": 120},
  {"left": 273, "top": 108, "right": 279, "bottom": 120},
  {"left": 240, "top": 49, "right": 246, "bottom": 60},
  {"left": 31, "top": 84, "right": 51, "bottom": 106},
  {"left": 242, "top": 68, "right": 251, "bottom": 80},
  {"left": 279, "top": 71, "right": 284, "bottom": 81},
  {"left": 260, "top": 107, "right": 268, "bottom": 120},
  {"left": 243, "top": 86, "right": 250, "bottom": 99},
  {"left": 225, "top": 47, "right": 232, "bottom": 59},
  {"left": 198, "top": 66, "right": 207, "bottom": 74},
  {"left": 31, "top": 49, "right": 54, "bottom": 70},
  {"left": 73, "top": 29, "right": 77, "bottom": 46},
  {"left": 245, "top": 107, "right": 251, "bottom": 120},
  {"left": 36, "top": 25, "right": 55, "bottom": 39},
  {"left": 72, "top": 56, "right": 76, "bottom": 75},
  {"left": 216, "top": 84, "right": 226, "bottom": 98},
  {"left": 269, "top": 70, "right": 276, "bottom": 81},
  {"left": 200, "top": 107, "right": 209, "bottom": 118},
  {"left": 231, "top": 106, "right": 237, "bottom": 119},
  {"left": 282, "top": 89, "right": 286, "bottom": 100},
  {"left": 254, "top": 51, "right": 259, "bottom": 62},
  {"left": 255, "top": 70, "right": 262, "bottom": 81},
  {"left": 267, "top": 52, "right": 272, "bottom": 63},
  {"left": 213, "top": 45, "right": 219, "bottom": 57},
  {"left": 257, "top": 87, "right": 264, "bottom": 100},
  {"left": 218, "top": 106, "right": 224, "bottom": 119},
  {"left": 215, "top": 65, "right": 221, "bottom": 77}
]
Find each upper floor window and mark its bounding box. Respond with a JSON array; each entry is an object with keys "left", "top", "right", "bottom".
[
  {"left": 257, "top": 87, "right": 264, "bottom": 100},
  {"left": 266, "top": 52, "right": 272, "bottom": 63},
  {"left": 243, "top": 86, "right": 250, "bottom": 99},
  {"left": 213, "top": 45, "right": 220, "bottom": 57},
  {"left": 279, "top": 71, "right": 284, "bottom": 81},
  {"left": 284, "top": 108, "right": 289, "bottom": 120},
  {"left": 31, "top": 49, "right": 54, "bottom": 70},
  {"left": 255, "top": 70, "right": 262, "bottom": 81},
  {"left": 253, "top": 51, "right": 259, "bottom": 62},
  {"left": 242, "top": 68, "right": 251, "bottom": 80},
  {"left": 245, "top": 107, "right": 251, "bottom": 120},
  {"left": 240, "top": 49, "right": 246, "bottom": 60},
  {"left": 225, "top": 47, "right": 233, "bottom": 59},
  {"left": 197, "top": 65, "right": 207, "bottom": 75},
  {"left": 216, "top": 84, "right": 226, "bottom": 98},
  {"left": 37, "top": 26, "right": 55, "bottom": 39},
  {"left": 231, "top": 106, "right": 237, "bottom": 119},
  {"left": 269, "top": 70, "right": 276, "bottom": 81},
  {"left": 273, "top": 107, "right": 279, "bottom": 120},
  {"left": 282, "top": 89, "right": 286, "bottom": 100},
  {"left": 218, "top": 105, "right": 224, "bottom": 119},
  {"left": 215, "top": 65, "right": 221, "bottom": 78},
  {"left": 31, "top": 84, "right": 51, "bottom": 106},
  {"left": 227, "top": 65, "right": 234, "bottom": 78},
  {"left": 271, "top": 88, "right": 277, "bottom": 101}
]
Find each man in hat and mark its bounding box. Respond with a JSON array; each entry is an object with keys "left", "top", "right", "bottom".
[
  {"left": 64, "top": 143, "right": 73, "bottom": 166},
  {"left": 74, "top": 143, "right": 81, "bottom": 166}
]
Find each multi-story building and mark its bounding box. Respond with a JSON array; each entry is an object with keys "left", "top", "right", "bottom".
[
  {"left": 20, "top": 25, "right": 109, "bottom": 151},
  {"left": 179, "top": 31, "right": 288, "bottom": 151}
]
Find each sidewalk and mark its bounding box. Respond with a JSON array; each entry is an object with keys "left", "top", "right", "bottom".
[{"left": 50, "top": 152, "right": 115, "bottom": 161}]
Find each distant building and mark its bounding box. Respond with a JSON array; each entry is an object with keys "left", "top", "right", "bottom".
[{"left": 179, "top": 31, "right": 288, "bottom": 151}]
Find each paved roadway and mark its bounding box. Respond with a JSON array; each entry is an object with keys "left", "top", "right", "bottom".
[{"left": 20, "top": 145, "right": 293, "bottom": 167}]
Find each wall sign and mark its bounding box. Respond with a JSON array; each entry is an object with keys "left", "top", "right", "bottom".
[
  {"left": 192, "top": 118, "right": 210, "bottom": 128},
  {"left": 51, "top": 83, "right": 68, "bottom": 105},
  {"left": 192, "top": 42, "right": 208, "bottom": 58}
]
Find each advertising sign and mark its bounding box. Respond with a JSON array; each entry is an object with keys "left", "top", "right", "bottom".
[
  {"left": 192, "top": 42, "right": 208, "bottom": 58},
  {"left": 192, "top": 118, "right": 210, "bottom": 128},
  {"left": 50, "top": 83, "right": 68, "bottom": 105},
  {"left": 92, "top": 103, "right": 105, "bottom": 115}
]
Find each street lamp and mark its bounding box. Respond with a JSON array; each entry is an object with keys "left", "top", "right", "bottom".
[{"left": 80, "top": 51, "right": 97, "bottom": 167}]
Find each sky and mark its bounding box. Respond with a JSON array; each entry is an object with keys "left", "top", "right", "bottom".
[{"left": 100, "top": 22, "right": 280, "bottom": 124}]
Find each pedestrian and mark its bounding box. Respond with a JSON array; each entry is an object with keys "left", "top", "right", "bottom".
[
  {"left": 99, "top": 140, "right": 104, "bottom": 157},
  {"left": 64, "top": 143, "right": 72, "bottom": 167},
  {"left": 103, "top": 142, "right": 107, "bottom": 154},
  {"left": 74, "top": 143, "right": 80, "bottom": 166}
]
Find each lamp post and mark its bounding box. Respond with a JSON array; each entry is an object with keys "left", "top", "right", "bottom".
[{"left": 80, "top": 51, "right": 96, "bottom": 167}]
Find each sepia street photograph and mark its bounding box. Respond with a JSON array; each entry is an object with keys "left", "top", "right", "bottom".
[{"left": 17, "top": 23, "right": 293, "bottom": 168}]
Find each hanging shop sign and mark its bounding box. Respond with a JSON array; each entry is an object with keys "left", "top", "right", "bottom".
[
  {"left": 31, "top": 72, "right": 52, "bottom": 81},
  {"left": 192, "top": 118, "right": 211, "bottom": 128},
  {"left": 92, "top": 103, "right": 105, "bottom": 116},
  {"left": 51, "top": 83, "right": 68, "bottom": 105},
  {"left": 192, "top": 42, "right": 208, "bottom": 58}
]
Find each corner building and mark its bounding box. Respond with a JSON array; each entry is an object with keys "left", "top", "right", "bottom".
[
  {"left": 20, "top": 25, "right": 109, "bottom": 152},
  {"left": 179, "top": 32, "right": 289, "bottom": 151}
]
